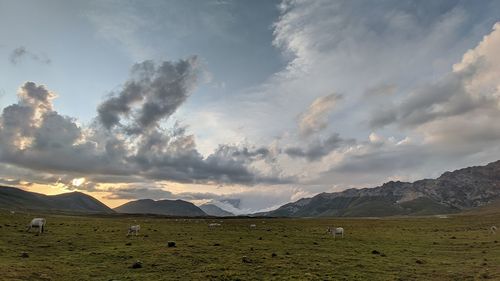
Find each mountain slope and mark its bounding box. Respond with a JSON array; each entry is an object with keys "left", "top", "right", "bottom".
[
  {"left": 199, "top": 204, "right": 234, "bottom": 216},
  {"left": 263, "top": 160, "right": 500, "bottom": 217},
  {"left": 0, "top": 186, "right": 114, "bottom": 213},
  {"left": 114, "top": 199, "right": 207, "bottom": 216}
]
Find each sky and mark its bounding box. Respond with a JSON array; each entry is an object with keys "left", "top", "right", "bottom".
[{"left": 1, "top": 0, "right": 500, "bottom": 214}]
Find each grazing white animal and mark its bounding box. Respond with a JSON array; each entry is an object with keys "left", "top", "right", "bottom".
[
  {"left": 208, "top": 223, "right": 221, "bottom": 229},
  {"left": 327, "top": 226, "right": 344, "bottom": 238},
  {"left": 27, "top": 218, "right": 46, "bottom": 234},
  {"left": 250, "top": 224, "right": 256, "bottom": 228},
  {"left": 127, "top": 225, "right": 140, "bottom": 236},
  {"left": 491, "top": 226, "right": 497, "bottom": 234}
]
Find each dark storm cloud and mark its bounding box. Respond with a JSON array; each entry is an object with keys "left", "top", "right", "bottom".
[
  {"left": 97, "top": 57, "right": 199, "bottom": 132},
  {"left": 284, "top": 133, "right": 354, "bottom": 161},
  {"left": 9, "top": 46, "right": 51, "bottom": 65}
]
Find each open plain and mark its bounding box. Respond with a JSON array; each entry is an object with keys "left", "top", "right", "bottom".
[{"left": 1, "top": 210, "right": 499, "bottom": 281}]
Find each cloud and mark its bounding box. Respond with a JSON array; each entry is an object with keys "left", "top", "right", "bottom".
[
  {"left": 9, "top": 46, "right": 51, "bottom": 65},
  {"left": 0, "top": 61, "right": 288, "bottom": 187},
  {"left": 298, "top": 93, "right": 342, "bottom": 137},
  {"left": 284, "top": 133, "right": 354, "bottom": 161},
  {"left": 370, "top": 23, "right": 500, "bottom": 129},
  {"left": 104, "top": 186, "right": 174, "bottom": 200},
  {"left": 0, "top": 178, "right": 33, "bottom": 187},
  {"left": 97, "top": 57, "right": 200, "bottom": 132},
  {"left": 318, "top": 20, "right": 500, "bottom": 185},
  {"left": 364, "top": 83, "right": 397, "bottom": 98}
]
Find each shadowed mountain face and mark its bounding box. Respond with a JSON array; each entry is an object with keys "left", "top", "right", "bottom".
[
  {"left": 114, "top": 199, "right": 207, "bottom": 217},
  {"left": 0, "top": 186, "right": 114, "bottom": 214},
  {"left": 262, "top": 160, "right": 500, "bottom": 217},
  {"left": 199, "top": 204, "right": 234, "bottom": 217}
]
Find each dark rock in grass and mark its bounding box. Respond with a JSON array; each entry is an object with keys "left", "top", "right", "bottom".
[
  {"left": 481, "top": 272, "right": 491, "bottom": 279},
  {"left": 213, "top": 243, "right": 220, "bottom": 246},
  {"left": 415, "top": 259, "right": 425, "bottom": 264},
  {"left": 450, "top": 236, "right": 457, "bottom": 239},
  {"left": 242, "top": 256, "right": 252, "bottom": 263},
  {"left": 371, "top": 250, "right": 381, "bottom": 255},
  {"left": 285, "top": 252, "right": 290, "bottom": 255},
  {"left": 258, "top": 237, "right": 263, "bottom": 240},
  {"left": 20, "top": 252, "right": 29, "bottom": 258},
  {"left": 125, "top": 242, "right": 132, "bottom": 246},
  {"left": 271, "top": 253, "right": 277, "bottom": 257},
  {"left": 250, "top": 247, "right": 254, "bottom": 251},
  {"left": 313, "top": 242, "right": 318, "bottom": 245},
  {"left": 130, "top": 260, "right": 143, "bottom": 269},
  {"left": 167, "top": 241, "right": 176, "bottom": 247},
  {"left": 144, "top": 235, "right": 149, "bottom": 238},
  {"left": 494, "top": 240, "right": 498, "bottom": 243}
]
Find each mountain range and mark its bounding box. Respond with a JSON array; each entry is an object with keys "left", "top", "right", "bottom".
[
  {"left": 1, "top": 160, "right": 499, "bottom": 217},
  {"left": 261, "top": 160, "right": 500, "bottom": 217}
]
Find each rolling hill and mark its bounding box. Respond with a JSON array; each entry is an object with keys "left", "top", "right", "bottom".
[
  {"left": 261, "top": 160, "right": 500, "bottom": 217},
  {"left": 114, "top": 199, "right": 207, "bottom": 216},
  {"left": 0, "top": 186, "right": 114, "bottom": 213}
]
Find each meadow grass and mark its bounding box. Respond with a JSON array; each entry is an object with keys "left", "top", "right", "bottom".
[{"left": 0, "top": 210, "right": 499, "bottom": 280}]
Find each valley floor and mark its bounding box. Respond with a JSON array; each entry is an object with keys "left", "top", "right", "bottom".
[{"left": 0, "top": 211, "right": 499, "bottom": 280}]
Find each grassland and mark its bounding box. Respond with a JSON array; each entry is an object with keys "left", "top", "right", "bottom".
[{"left": 0, "top": 210, "right": 499, "bottom": 281}]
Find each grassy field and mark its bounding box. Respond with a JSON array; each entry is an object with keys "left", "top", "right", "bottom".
[{"left": 0, "top": 210, "right": 499, "bottom": 281}]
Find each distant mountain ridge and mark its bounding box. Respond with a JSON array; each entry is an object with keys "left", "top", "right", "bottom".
[
  {"left": 114, "top": 199, "right": 207, "bottom": 216},
  {"left": 0, "top": 186, "right": 114, "bottom": 213},
  {"left": 199, "top": 204, "right": 234, "bottom": 216},
  {"left": 261, "top": 160, "right": 500, "bottom": 217}
]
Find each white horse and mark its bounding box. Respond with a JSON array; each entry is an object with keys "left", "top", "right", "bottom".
[
  {"left": 27, "top": 218, "right": 46, "bottom": 234},
  {"left": 491, "top": 226, "right": 497, "bottom": 234},
  {"left": 208, "top": 223, "right": 221, "bottom": 229},
  {"left": 127, "top": 225, "right": 140, "bottom": 236},
  {"left": 327, "top": 226, "right": 344, "bottom": 238}
]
